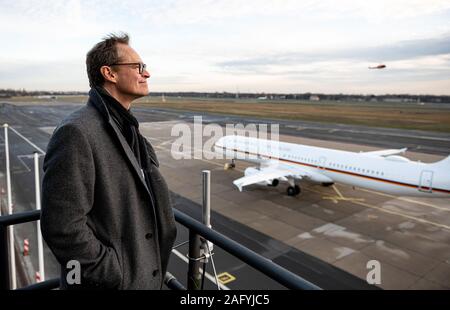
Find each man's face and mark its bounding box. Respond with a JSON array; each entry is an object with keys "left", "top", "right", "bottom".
[{"left": 112, "top": 43, "right": 150, "bottom": 100}]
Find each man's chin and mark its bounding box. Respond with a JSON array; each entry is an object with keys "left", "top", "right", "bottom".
[
  {"left": 139, "top": 87, "right": 149, "bottom": 96},
  {"left": 136, "top": 89, "right": 149, "bottom": 97}
]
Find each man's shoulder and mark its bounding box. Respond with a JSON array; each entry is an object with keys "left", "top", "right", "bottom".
[
  {"left": 57, "top": 103, "right": 103, "bottom": 132},
  {"left": 50, "top": 103, "right": 107, "bottom": 145}
]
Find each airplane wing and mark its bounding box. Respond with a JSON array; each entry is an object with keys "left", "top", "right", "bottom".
[
  {"left": 233, "top": 168, "right": 298, "bottom": 192},
  {"left": 361, "top": 148, "right": 407, "bottom": 157}
]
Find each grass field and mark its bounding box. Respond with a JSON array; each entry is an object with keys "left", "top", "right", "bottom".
[
  {"left": 6, "top": 95, "right": 450, "bottom": 133},
  {"left": 135, "top": 96, "right": 450, "bottom": 133}
]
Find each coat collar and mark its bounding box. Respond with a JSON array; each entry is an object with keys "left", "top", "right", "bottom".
[{"left": 87, "top": 87, "right": 112, "bottom": 122}]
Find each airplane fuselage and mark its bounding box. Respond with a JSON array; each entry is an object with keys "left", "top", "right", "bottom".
[{"left": 214, "top": 136, "right": 450, "bottom": 198}]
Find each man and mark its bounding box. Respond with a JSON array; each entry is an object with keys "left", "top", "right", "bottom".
[{"left": 41, "top": 33, "right": 177, "bottom": 289}]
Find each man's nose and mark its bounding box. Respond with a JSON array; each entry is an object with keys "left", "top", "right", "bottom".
[{"left": 142, "top": 69, "right": 150, "bottom": 78}]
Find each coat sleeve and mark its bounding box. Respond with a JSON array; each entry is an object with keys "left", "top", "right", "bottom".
[{"left": 40, "top": 123, "right": 122, "bottom": 289}]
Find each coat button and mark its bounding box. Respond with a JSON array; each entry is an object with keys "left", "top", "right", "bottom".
[
  {"left": 152, "top": 269, "right": 159, "bottom": 277},
  {"left": 145, "top": 233, "right": 153, "bottom": 239}
]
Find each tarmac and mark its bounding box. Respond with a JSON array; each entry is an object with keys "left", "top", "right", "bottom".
[{"left": 1, "top": 101, "right": 449, "bottom": 289}]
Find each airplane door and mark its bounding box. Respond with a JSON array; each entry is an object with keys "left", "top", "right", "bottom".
[{"left": 418, "top": 170, "right": 433, "bottom": 193}]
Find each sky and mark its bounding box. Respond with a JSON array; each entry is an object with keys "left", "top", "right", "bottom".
[{"left": 0, "top": 0, "right": 449, "bottom": 95}]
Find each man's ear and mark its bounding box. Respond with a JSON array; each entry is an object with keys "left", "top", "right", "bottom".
[{"left": 100, "top": 66, "right": 117, "bottom": 83}]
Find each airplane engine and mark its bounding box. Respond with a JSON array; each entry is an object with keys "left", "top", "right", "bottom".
[
  {"left": 306, "top": 171, "right": 333, "bottom": 184},
  {"left": 270, "top": 179, "right": 279, "bottom": 187}
]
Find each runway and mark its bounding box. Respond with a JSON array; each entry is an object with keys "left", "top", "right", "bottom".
[
  {"left": 1, "top": 101, "right": 449, "bottom": 289},
  {"left": 138, "top": 107, "right": 450, "bottom": 156},
  {"left": 4, "top": 102, "right": 450, "bottom": 155}
]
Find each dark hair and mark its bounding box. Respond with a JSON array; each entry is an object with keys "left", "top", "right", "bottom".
[{"left": 86, "top": 33, "right": 130, "bottom": 88}]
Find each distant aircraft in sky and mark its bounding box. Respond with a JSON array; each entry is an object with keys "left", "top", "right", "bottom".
[
  {"left": 369, "top": 64, "right": 386, "bottom": 69},
  {"left": 214, "top": 135, "right": 450, "bottom": 198}
]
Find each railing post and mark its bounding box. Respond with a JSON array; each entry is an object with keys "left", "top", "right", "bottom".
[
  {"left": 4, "top": 123, "right": 16, "bottom": 289},
  {"left": 187, "top": 229, "right": 202, "bottom": 290},
  {"left": 0, "top": 225, "right": 11, "bottom": 289},
  {"left": 202, "top": 170, "right": 211, "bottom": 228},
  {"left": 34, "top": 152, "right": 45, "bottom": 282},
  {"left": 187, "top": 171, "right": 212, "bottom": 290},
  {"left": 201, "top": 170, "right": 213, "bottom": 261}
]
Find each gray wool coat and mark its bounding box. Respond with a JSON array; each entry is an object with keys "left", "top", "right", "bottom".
[{"left": 40, "top": 88, "right": 177, "bottom": 289}]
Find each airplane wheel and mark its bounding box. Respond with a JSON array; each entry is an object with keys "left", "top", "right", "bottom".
[
  {"left": 224, "top": 163, "right": 235, "bottom": 170},
  {"left": 294, "top": 185, "right": 301, "bottom": 195},
  {"left": 287, "top": 186, "right": 297, "bottom": 196}
]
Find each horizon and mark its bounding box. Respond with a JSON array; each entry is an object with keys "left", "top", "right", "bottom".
[
  {"left": 1, "top": 1, "right": 450, "bottom": 95},
  {"left": 3, "top": 88, "right": 450, "bottom": 98}
]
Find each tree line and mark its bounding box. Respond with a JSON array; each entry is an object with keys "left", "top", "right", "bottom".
[{"left": 1, "top": 88, "right": 449, "bottom": 104}]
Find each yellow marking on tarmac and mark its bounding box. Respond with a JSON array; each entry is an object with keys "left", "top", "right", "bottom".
[
  {"left": 333, "top": 185, "right": 344, "bottom": 198},
  {"left": 305, "top": 186, "right": 450, "bottom": 231},
  {"left": 358, "top": 188, "right": 450, "bottom": 212},
  {"left": 217, "top": 272, "right": 236, "bottom": 285},
  {"left": 322, "top": 185, "right": 365, "bottom": 204}
]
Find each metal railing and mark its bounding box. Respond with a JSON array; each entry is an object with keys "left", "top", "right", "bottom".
[
  {"left": 0, "top": 209, "right": 187, "bottom": 290},
  {"left": 0, "top": 208, "right": 320, "bottom": 290}
]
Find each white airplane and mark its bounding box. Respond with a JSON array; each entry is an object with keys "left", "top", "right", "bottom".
[{"left": 214, "top": 135, "right": 450, "bottom": 198}]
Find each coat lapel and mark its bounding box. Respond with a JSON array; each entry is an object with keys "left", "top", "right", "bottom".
[{"left": 108, "top": 119, "right": 151, "bottom": 192}]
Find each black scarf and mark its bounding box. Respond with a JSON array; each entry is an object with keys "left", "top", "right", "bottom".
[{"left": 95, "top": 86, "right": 149, "bottom": 174}]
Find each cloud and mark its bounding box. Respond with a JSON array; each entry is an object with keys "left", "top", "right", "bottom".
[
  {"left": 0, "top": 1, "right": 107, "bottom": 37},
  {"left": 343, "top": 35, "right": 450, "bottom": 61},
  {"left": 1, "top": 0, "right": 449, "bottom": 94},
  {"left": 216, "top": 34, "right": 450, "bottom": 73},
  {"left": 5, "top": 0, "right": 440, "bottom": 27},
  {"left": 137, "top": 0, "right": 450, "bottom": 25},
  {"left": 0, "top": 58, "right": 88, "bottom": 91}
]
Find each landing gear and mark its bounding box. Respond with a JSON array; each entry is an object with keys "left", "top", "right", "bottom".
[
  {"left": 224, "top": 159, "right": 236, "bottom": 170},
  {"left": 287, "top": 185, "right": 301, "bottom": 196}
]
